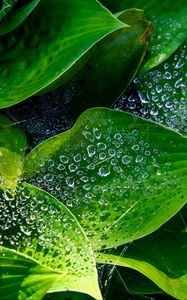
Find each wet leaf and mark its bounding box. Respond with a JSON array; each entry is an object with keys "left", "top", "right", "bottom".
[
  {"left": 0, "top": 0, "right": 125, "bottom": 108},
  {"left": 65, "top": 8, "right": 152, "bottom": 112},
  {"left": 0, "top": 114, "right": 27, "bottom": 193},
  {"left": 134, "top": 39, "right": 187, "bottom": 136},
  {"left": 96, "top": 228, "right": 187, "bottom": 299},
  {"left": 0, "top": 0, "right": 40, "bottom": 36},
  {"left": 0, "top": 183, "right": 101, "bottom": 300},
  {"left": 23, "top": 108, "right": 187, "bottom": 250},
  {"left": 101, "top": 0, "right": 187, "bottom": 73}
]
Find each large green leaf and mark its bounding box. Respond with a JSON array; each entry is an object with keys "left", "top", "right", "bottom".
[
  {"left": 0, "top": 183, "right": 101, "bottom": 299},
  {"left": 0, "top": 0, "right": 40, "bottom": 36},
  {"left": 23, "top": 108, "right": 187, "bottom": 250},
  {"left": 0, "top": 114, "right": 27, "bottom": 192},
  {"left": 101, "top": 0, "right": 187, "bottom": 73},
  {"left": 0, "top": 247, "right": 58, "bottom": 300},
  {"left": 96, "top": 228, "right": 187, "bottom": 299},
  {"left": 134, "top": 39, "right": 187, "bottom": 136},
  {"left": 0, "top": 0, "right": 125, "bottom": 108},
  {"left": 62, "top": 8, "right": 152, "bottom": 113}
]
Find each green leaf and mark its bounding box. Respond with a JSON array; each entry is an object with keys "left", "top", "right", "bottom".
[
  {"left": 0, "top": 0, "right": 126, "bottom": 109},
  {"left": 23, "top": 108, "right": 187, "bottom": 250},
  {"left": 62, "top": 8, "right": 152, "bottom": 113},
  {"left": 99, "top": 266, "right": 163, "bottom": 299},
  {"left": 0, "top": 247, "right": 58, "bottom": 300},
  {"left": 0, "top": 183, "right": 101, "bottom": 300},
  {"left": 0, "top": 0, "right": 17, "bottom": 21},
  {"left": 0, "top": 114, "right": 27, "bottom": 193},
  {"left": 0, "top": 0, "right": 40, "bottom": 36},
  {"left": 101, "top": 0, "right": 187, "bottom": 73},
  {"left": 133, "top": 39, "right": 187, "bottom": 136},
  {"left": 96, "top": 229, "right": 187, "bottom": 299}
]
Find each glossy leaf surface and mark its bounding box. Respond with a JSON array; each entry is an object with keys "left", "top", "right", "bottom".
[
  {"left": 0, "top": 0, "right": 125, "bottom": 108},
  {"left": 65, "top": 8, "right": 152, "bottom": 112},
  {"left": 0, "top": 0, "right": 16, "bottom": 21},
  {"left": 24, "top": 108, "right": 187, "bottom": 250},
  {"left": 0, "top": 184, "right": 101, "bottom": 299},
  {"left": 0, "top": 114, "right": 26, "bottom": 192},
  {"left": 0, "top": 0, "right": 40, "bottom": 36},
  {"left": 101, "top": 0, "right": 187, "bottom": 73}
]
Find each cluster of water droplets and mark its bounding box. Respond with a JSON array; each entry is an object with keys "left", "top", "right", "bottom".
[
  {"left": 147, "top": 16, "right": 183, "bottom": 58},
  {"left": 26, "top": 112, "right": 183, "bottom": 248},
  {"left": 116, "top": 40, "right": 187, "bottom": 136},
  {"left": 0, "top": 185, "right": 94, "bottom": 275}
]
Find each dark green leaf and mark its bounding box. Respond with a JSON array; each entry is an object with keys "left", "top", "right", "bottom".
[
  {"left": 23, "top": 108, "right": 187, "bottom": 250},
  {"left": 0, "top": 0, "right": 40, "bottom": 36},
  {"left": 0, "top": 0, "right": 125, "bottom": 108},
  {"left": 101, "top": 0, "right": 187, "bottom": 73},
  {"left": 96, "top": 229, "right": 187, "bottom": 299},
  {"left": 63, "top": 8, "right": 152, "bottom": 113},
  {"left": 0, "top": 114, "right": 27, "bottom": 192},
  {"left": 0, "top": 0, "right": 17, "bottom": 21},
  {"left": 99, "top": 266, "right": 163, "bottom": 300},
  {"left": 0, "top": 184, "right": 101, "bottom": 299}
]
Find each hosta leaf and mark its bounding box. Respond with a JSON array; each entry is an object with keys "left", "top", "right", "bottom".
[
  {"left": 101, "top": 0, "right": 187, "bottom": 73},
  {"left": 0, "top": 0, "right": 125, "bottom": 108},
  {"left": 99, "top": 266, "right": 163, "bottom": 299},
  {"left": 63, "top": 8, "right": 152, "bottom": 112},
  {"left": 0, "top": 0, "right": 40, "bottom": 36},
  {"left": 0, "top": 247, "right": 58, "bottom": 300},
  {"left": 23, "top": 108, "right": 187, "bottom": 250},
  {"left": 96, "top": 229, "right": 187, "bottom": 299},
  {"left": 0, "top": 114, "right": 26, "bottom": 192},
  {"left": 133, "top": 39, "right": 187, "bottom": 136},
  {"left": 0, "top": 184, "right": 101, "bottom": 300}
]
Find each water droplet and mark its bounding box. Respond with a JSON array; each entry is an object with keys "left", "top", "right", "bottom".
[
  {"left": 87, "top": 145, "right": 96, "bottom": 157},
  {"left": 122, "top": 155, "right": 131, "bottom": 165},
  {"left": 65, "top": 177, "right": 74, "bottom": 187},
  {"left": 136, "top": 155, "right": 143, "bottom": 163},
  {"left": 98, "top": 165, "right": 110, "bottom": 177}
]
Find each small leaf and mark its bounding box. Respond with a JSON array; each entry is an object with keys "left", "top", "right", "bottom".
[
  {"left": 23, "top": 108, "right": 187, "bottom": 250},
  {"left": 96, "top": 228, "right": 187, "bottom": 299},
  {"left": 133, "top": 39, "right": 187, "bottom": 136},
  {"left": 101, "top": 0, "right": 187, "bottom": 73},
  {"left": 0, "top": 184, "right": 101, "bottom": 299},
  {"left": 0, "top": 0, "right": 16, "bottom": 21},
  {"left": 0, "top": 114, "right": 27, "bottom": 193},
  {"left": 0, "top": 0, "right": 126, "bottom": 108},
  {"left": 0, "top": 0, "right": 40, "bottom": 36},
  {"left": 63, "top": 8, "right": 152, "bottom": 113}
]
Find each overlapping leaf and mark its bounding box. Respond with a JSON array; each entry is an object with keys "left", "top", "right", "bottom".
[
  {"left": 0, "top": 0, "right": 125, "bottom": 108},
  {"left": 0, "top": 0, "right": 17, "bottom": 21},
  {"left": 99, "top": 266, "right": 163, "bottom": 299},
  {"left": 134, "top": 39, "right": 187, "bottom": 136},
  {"left": 0, "top": 184, "right": 101, "bottom": 299},
  {"left": 101, "top": 0, "right": 187, "bottom": 73},
  {"left": 23, "top": 108, "right": 187, "bottom": 250},
  {"left": 96, "top": 227, "right": 187, "bottom": 299},
  {"left": 63, "top": 8, "right": 152, "bottom": 113},
  {"left": 0, "top": 114, "right": 26, "bottom": 192},
  {"left": 0, "top": 0, "right": 40, "bottom": 36}
]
